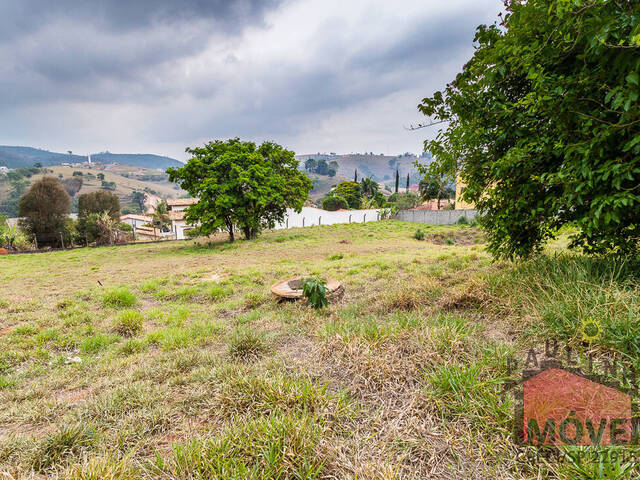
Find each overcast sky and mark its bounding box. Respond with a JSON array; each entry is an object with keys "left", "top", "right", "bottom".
[{"left": 0, "top": 0, "right": 502, "bottom": 160}]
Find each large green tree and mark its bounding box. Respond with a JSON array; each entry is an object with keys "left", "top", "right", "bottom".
[
  {"left": 167, "top": 139, "right": 312, "bottom": 241},
  {"left": 18, "top": 176, "right": 71, "bottom": 247},
  {"left": 418, "top": 0, "right": 640, "bottom": 258}
]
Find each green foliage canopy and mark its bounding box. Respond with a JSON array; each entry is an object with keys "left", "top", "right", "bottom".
[
  {"left": 18, "top": 176, "right": 71, "bottom": 247},
  {"left": 326, "top": 181, "right": 362, "bottom": 209},
  {"left": 418, "top": 0, "right": 640, "bottom": 258},
  {"left": 167, "top": 139, "right": 312, "bottom": 241}
]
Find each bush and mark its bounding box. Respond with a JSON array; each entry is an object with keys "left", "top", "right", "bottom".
[
  {"left": 113, "top": 310, "right": 144, "bottom": 336},
  {"left": 393, "top": 193, "right": 421, "bottom": 210},
  {"left": 456, "top": 216, "right": 469, "bottom": 225},
  {"left": 102, "top": 287, "right": 137, "bottom": 308},
  {"left": 413, "top": 229, "right": 425, "bottom": 241},
  {"left": 322, "top": 195, "right": 348, "bottom": 211}
]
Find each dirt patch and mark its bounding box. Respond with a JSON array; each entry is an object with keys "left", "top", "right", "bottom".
[
  {"left": 440, "top": 292, "right": 485, "bottom": 311},
  {"left": 427, "top": 231, "right": 483, "bottom": 246},
  {"left": 56, "top": 387, "right": 91, "bottom": 404}
]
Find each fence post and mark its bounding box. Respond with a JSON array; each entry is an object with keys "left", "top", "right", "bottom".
[
  {"left": 349, "top": 214, "right": 352, "bottom": 223},
  {"left": 363, "top": 214, "right": 366, "bottom": 223},
  {"left": 286, "top": 218, "right": 289, "bottom": 229},
  {"left": 60, "top": 233, "right": 65, "bottom": 249},
  {"left": 302, "top": 217, "right": 305, "bottom": 227}
]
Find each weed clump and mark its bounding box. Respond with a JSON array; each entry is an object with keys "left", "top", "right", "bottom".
[
  {"left": 113, "top": 310, "right": 144, "bottom": 336},
  {"left": 413, "top": 229, "right": 425, "bottom": 241},
  {"left": 228, "top": 328, "right": 269, "bottom": 361},
  {"left": 32, "top": 425, "right": 97, "bottom": 472},
  {"left": 102, "top": 287, "right": 136, "bottom": 308}
]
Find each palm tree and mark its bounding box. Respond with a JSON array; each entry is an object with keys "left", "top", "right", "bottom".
[
  {"left": 360, "top": 177, "right": 379, "bottom": 198},
  {"left": 152, "top": 201, "right": 170, "bottom": 235}
]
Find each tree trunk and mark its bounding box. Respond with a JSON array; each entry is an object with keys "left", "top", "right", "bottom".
[{"left": 226, "top": 220, "right": 235, "bottom": 242}]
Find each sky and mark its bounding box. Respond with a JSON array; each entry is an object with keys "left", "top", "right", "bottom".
[{"left": 0, "top": 0, "right": 502, "bottom": 161}]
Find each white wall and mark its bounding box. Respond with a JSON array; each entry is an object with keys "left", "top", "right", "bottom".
[{"left": 274, "top": 207, "right": 381, "bottom": 229}]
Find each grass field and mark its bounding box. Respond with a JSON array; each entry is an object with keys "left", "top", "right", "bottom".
[{"left": 0, "top": 221, "right": 638, "bottom": 479}]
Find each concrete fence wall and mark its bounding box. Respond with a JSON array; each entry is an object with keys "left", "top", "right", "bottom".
[
  {"left": 273, "top": 207, "right": 382, "bottom": 229},
  {"left": 395, "top": 209, "right": 477, "bottom": 225}
]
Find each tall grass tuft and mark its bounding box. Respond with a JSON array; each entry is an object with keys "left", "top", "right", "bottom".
[
  {"left": 489, "top": 253, "right": 640, "bottom": 358},
  {"left": 102, "top": 287, "right": 137, "bottom": 308}
]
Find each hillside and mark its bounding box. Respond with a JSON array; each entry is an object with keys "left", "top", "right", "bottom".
[
  {"left": 0, "top": 165, "right": 186, "bottom": 216},
  {"left": 296, "top": 152, "right": 431, "bottom": 186},
  {"left": 0, "top": 146, "right": 183, "bottom": 170}
]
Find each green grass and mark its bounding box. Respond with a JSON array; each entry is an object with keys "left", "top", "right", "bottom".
[
  {"left": 0, "top": 222, "right": 638, "bottom": 478},
  {"left": 102, "top": 287, "right": 137, "bottom": 308},
  {"left": 113, "top": 310, "right": 144, "bottom": 336}
]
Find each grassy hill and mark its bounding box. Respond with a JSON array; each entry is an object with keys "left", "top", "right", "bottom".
[
  {"left": 0, "top": 221, "right": 636, "bottom": 478},
  {"left": 0, "top": 146, "right": 183, "bottom": 170},
  {"left": 0, "top": 165, "right": 186, "bottom": 216}
]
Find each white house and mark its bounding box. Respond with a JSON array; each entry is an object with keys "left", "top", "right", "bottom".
[
  {"left": 167, "top": 198, "right": 199, "bottom": 240},
  {"left": 0, "top": 166, "right": 9, "bottom": 174},
  {"left": 120, "top": 214, "right": 153, "bottom": 229}
]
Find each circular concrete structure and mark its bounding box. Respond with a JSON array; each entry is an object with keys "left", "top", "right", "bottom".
[{"left": 271, "top": 277, "right": 344, "bottom": 300}]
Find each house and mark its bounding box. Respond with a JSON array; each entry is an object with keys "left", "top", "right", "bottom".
[
  {"left": 120, "top": 214, "right": 153, "bottom": 230},
  {"left": 166, "top": 198, "right": 199, "bottom": 240},
  {"left": 0, "top": 166, "right": 9, "bottom": 174}
]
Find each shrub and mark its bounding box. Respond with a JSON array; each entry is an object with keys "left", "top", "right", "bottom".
[
  {"left": 322, "top": 195, "right": 348, "bottom": 211},
  {"left": 102, "top": 287, "right": 136, "bottom": 308},
  {"left": 413, "top": 229, "right": 425, "bottom": 241},
  {"left": 456, "top": 216, "right": 469, "bottom": 225},
  {"left": 301, "top": 276, "right": 328, "bottom": 310},
  {"left": 113, "top": 310, "right": 144, "bottom": 336}
]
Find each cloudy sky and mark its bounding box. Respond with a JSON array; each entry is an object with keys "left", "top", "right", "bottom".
[{"left": 0, "top": 0, "right": 502, "bottom": 161}]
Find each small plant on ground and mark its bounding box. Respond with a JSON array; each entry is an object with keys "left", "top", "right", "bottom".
[
  {"left": 102, "top": 287, "right": 136, "bottom": 308},
  {"left": 301, "top": 276, "right": 328, "bottom": 310},
  {"left": 413, "top": 229, "right": 425, "bottom": 241},
  {"left": 113, "top": 310, "right": 144, "bottom": 336},
  {"left": 456, "top": 215, "right": 469, "bottom": 225}
]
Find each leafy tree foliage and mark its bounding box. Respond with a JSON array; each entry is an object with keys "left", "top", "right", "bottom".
[
  {"left": 327, "top": 181, "right": 362, "bottom": 209},
  {"left": 78, "top": 191, "right": 121, "bottom": 222},
  {"left": 418, "top": 174, "right": 455, "bottom": 209},
  {"left": 418, "top": 0, "right": 640, "bottom": 258},
  {"left": 18, "top": 176, "right": 71, "bottom": 247},
  {"left": 77, "top": 191, "right": 121, "bottom": 244},
  {"left": 61, "top": 177, "right": 83, "bottom": 197},
  {"left": 322, "top": 195, "right": 348, "bottom": 211},
  {"left": 360, "top": 177, "right": 379, "bottom": 198},
  {"left": 390, "top": 192, "right": 420, "bottom": 210},
  {"left": 167, "top": 138, "right": 312, "bottom": 241}
]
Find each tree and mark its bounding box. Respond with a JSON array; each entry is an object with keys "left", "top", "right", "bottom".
[
  {"left": 72, "top": 171, "right": 83, "bottom": 177},
  {"left": 152, "top": 201, "right": 170, "bottom": 233},
  {"left": 354, "top": 169, "right": 358, "bottom": 182},
  {"left": 328, "top": 181, "right": 362, "bottom": 209},
  {"left": 77, "top": 191, "right": 121, "bottom": 244},
  {"left": 61, "top": 177, "right": 83, "bottom": 197},
  {"left": 322, "top": 195, "right": 348, "bottom": 211},
  {"left": 315, "top": 159, "right": 329, "bottom": 176},
  {"left": 305, "top": 158, "right": 317, "bottom": 172},
  {"left": 360, "top": 177, "right": 379, "bottom": 198},
  {"left": 418, "top": 0, "right": 640, "bottom": 258},
  {"left": 131, "top": 191, "right": 146, "bottom": 213},
  {"left": 18, "top": 177, "right": 71, "bottom": 247},
  {"left": 393, "top": 193, "right": 421, "bottom": 210},
  {"left": 406, "top": 173, "right": 410, "bottom": 192},
  {"left": 167, "top": 138, "right": 312, "bottom": 241},
  {"left": 97, "top": 173, "right": 105, "bottom": 181},
  {"left": 78, "top": 191, "right": 121, "bottom": 221},
  {"left": 395, "top": 169, "right": 399, "bottom": 193}
]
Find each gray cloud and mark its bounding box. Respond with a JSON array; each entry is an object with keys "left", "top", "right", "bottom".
[{"left": 0, "top": 0, "right": 502, "bottom": 159}]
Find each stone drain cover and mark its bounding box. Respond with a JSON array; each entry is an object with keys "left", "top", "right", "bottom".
[{"left": 271, "top": 277, "right": 344, "bottom": 300}]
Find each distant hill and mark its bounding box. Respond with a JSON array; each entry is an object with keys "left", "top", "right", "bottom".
[
  {"left": 0, "top": 146, "right": 183, "bottom": 170},
  {"left": 296, "top": 152, "right": 431, "bottom": 186}
]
